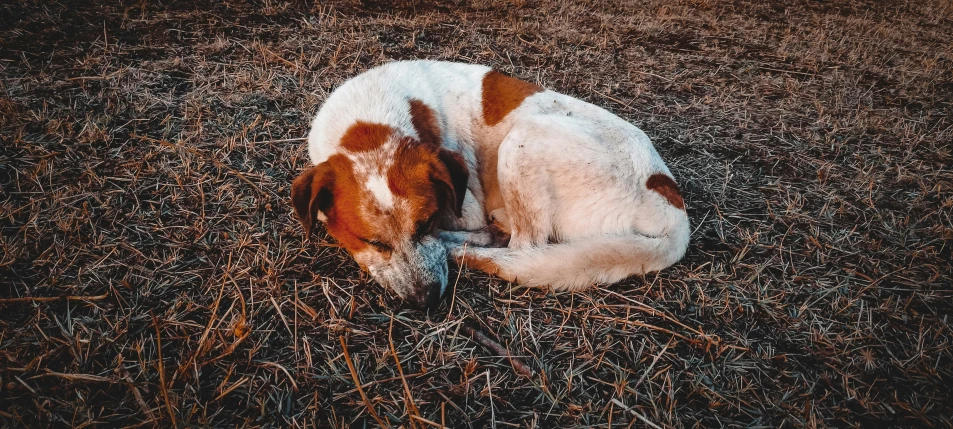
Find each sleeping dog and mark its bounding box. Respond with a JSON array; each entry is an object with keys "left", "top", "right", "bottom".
[{"left": 291, "top": 61, "right": 689, "bottom": 308}]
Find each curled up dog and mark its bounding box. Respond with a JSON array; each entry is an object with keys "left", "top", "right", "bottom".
[{"left": 291, "top": 60, "right": 690, "bottom": 309}]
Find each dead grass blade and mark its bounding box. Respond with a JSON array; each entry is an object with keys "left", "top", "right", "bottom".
[
  {"left": 389, "top": 316, "right": 421, "bottom": 427},
  {"left": 339, "top": 336, "right": 391, "bottom": 429},
  {"left": 151, "top": 311, "right": 176, "bottom": 428}
]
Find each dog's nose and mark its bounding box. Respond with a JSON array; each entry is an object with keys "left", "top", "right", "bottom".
[
  {"left": 423, "top": 282, "right": 442, "bottom": 311},
  {"left": 404, "top": 283, "right": 443, "bottom": 311}
]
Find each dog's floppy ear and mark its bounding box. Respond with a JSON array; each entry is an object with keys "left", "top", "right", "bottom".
[
  {"left": 434, "top": 149, "right": 469, "bottom": 217},
  {"left": 291, "top": 163, "right": 335, "bottom": 238}
]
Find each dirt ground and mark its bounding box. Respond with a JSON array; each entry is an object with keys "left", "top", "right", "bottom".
[{"left": 1, "top": 0, "right": 952, "bottom": 427}]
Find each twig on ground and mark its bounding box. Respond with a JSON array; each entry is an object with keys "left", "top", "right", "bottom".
[
  {"left": 29, "top": 372, "right": 117, "bottom": 383},
  {"left": 461, "top": 324, "right": 534, "bottom": 377},
  {"left": 250, "top": 137, "right": 307, "bottom": 145},
  {"left": 0, "top": 293, "right": 109, "bottom": 304}
]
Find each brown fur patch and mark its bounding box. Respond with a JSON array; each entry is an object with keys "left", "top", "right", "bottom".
[
  {"left": 646, "top": 173, "right": 685, "bottom": 210},
  {"left": 475, "top": 143, "right": 503, "bottom": 215},
  {"left": 290, "top": 162, "right": 334, "bottom": 237},
  {"left": 387, "top": 139, "right": 438, "bottom": 199},
  {"left": 408, "top": 99, "right": 467, "bottom": 214},
  {"left": 307, "top": 146, "right": 446, "bottom": 258},
  {"left": 387, "top": 137, "right": 467, "bottom": 218},
  {"left": 386, "top": 138, "right": 443, "bottom": 226},
  {"left": 435, "top": 149, "right": 468, "bottom": 216},
  {"left": 408, "top": 99, "right": 441, "bottom": 147},
  {"left": 481, "top": 70, "right": 543, "bottom": 126},
  {"left": 300, "top": 154, "right": 376, "bottom": 253},
  {"left": 339, "top": 121, "right": 393, "bottom": 152},
  {"left": 457, "top": 252, "right": 501, "bottom": 276}
]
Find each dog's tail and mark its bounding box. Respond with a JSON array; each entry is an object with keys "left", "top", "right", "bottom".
[{"left": 471, "top": 211, "right": 690, "bottom": 291}]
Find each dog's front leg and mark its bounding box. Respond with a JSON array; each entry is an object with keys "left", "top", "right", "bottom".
[{"left": 438, "top": 223, "right": 511, "bottom": 249}]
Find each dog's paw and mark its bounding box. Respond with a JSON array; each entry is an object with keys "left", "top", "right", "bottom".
[
  {"left": 489, "top": 208, "right": 510, "bottom": 231},
  {"left": 485, "top": 223, "right": 511, "bottom": 248},
  {"left": 452, "top": 247, "right": 501, "bottom": 276},
  {"left": 438, "top": 225, "right": 510, "bottom": 249}
]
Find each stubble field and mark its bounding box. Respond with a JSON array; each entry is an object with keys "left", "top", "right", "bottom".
[{"left": 1, "top": 0, "right": 952, "bottom": 427}]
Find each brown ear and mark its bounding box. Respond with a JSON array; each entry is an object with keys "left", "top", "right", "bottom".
[
  {"left": 434, "top": 149, "right": 469, "bottom": 217},
  {"left": 290, "top": 163, "right": 335, "bottom": 238}
]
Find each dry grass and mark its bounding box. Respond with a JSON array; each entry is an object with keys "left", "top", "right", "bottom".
[{"left": 2, "top": 0, "right": 952, "bottom": 427}]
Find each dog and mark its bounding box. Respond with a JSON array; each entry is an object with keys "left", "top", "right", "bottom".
[{"left": 291, "top": 60, "right": 690, "bottom": 308}]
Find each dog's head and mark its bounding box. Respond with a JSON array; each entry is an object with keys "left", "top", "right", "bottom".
[{"left": 291, "top": 115, "right": 467, "bottom": 309}]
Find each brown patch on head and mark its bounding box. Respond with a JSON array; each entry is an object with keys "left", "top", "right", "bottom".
[
  {"left": 339, "top": 121, "right": 393, "bottom": 152},
  {"left": 387, "top": 138, "right": 468, "bottom": 219},
  {"left": 481, "top": 70, "right": 543, "bottom": 126},
  {"left": 290, "top": 154, "right": 377, "bottom": 253},
  {"left": 408, "top": 99, "right": 441, "bottom": 147},
  {"left": 408, "top": 100, "right": 468, "bottom": 216},
  {"left": 435, "top": 149, "right": 468, "bottom": 216},
  {"left": 387, "top": 140, "right": 438, "bottom": 200},
  {"left": 386, "top": 139, "right": 442, "bottom": 235},
  {"left": 291, "top": 161, "right": 333, "bottom": 237},
  {"left": 646, "top": 173, "right": 685, "bottom": 210}
]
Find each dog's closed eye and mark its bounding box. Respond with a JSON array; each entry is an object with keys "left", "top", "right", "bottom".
[
  {"left": 360, "top": 237, "right": 393, "bottom": 252},
  {"left": 413, "top": 215, "right": 437, "bottom": 242}
]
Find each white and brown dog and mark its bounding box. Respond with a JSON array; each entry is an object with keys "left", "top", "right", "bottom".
[{"left": 292, "top": 60, "right": 689, "bottom": 308}]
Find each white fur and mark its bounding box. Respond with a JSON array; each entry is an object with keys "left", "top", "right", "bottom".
[
  {"left": 307, "top": 60, "right": 690, "bottom": 292},
  {"left": 365, "top": 174, "right": 394, "bottom": 210}
]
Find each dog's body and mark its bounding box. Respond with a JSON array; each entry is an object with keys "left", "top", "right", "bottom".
[{"left": 293, "top": 60, "right": 689, "bottom": 307}]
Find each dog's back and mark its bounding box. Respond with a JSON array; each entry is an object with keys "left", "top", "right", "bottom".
[{"left": 307, "top": 61, "right": 491, "bottom": 167}]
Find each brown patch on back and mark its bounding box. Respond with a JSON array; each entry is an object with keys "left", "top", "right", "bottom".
[
  {"left": 646, "top": 173, "right": 685, "bottom": 210},
  {"left": 408, "top": 99, "right": 441, "bottom": 147},
  {"left": 481, "top": 70, "right": 543, "bottom": 126},
  {"left": 339, "top": 121, "right": 393, "bottom": 152}
]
